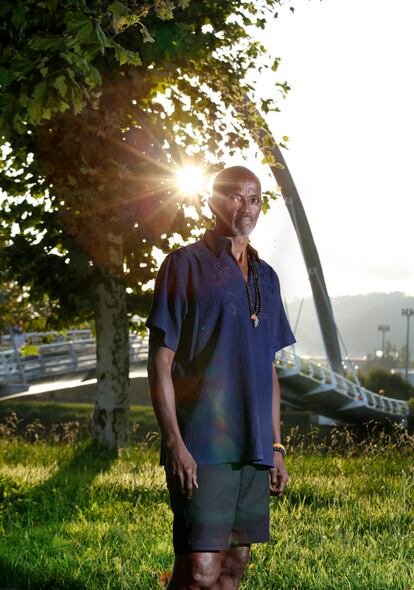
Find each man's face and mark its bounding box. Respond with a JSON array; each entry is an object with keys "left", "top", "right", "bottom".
[{"left": 209, "top": 176, "right": 262, "bottom": 236}]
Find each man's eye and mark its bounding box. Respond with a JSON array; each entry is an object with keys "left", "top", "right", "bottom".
[{"left": 227, "top": 194, "right": 261, "bottom": 205}]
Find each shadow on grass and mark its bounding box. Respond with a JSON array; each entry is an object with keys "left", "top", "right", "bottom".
[
  {"left": 0, "top": 560, "right": 83, "bottom": 590},
  {"left": 0, "top": 441, "right": 118, "bottom": 590}
]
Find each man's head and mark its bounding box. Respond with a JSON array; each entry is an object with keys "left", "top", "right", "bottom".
[{"left": 208, "top": 166, "right": 262, "bottom": 237}]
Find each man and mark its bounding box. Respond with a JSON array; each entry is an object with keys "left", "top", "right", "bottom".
[{"left": 146, "top": 166, "right": 296, "bottom": 589}]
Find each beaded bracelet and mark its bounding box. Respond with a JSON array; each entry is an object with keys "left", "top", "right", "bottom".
[{"left": 272, "top": 443, "right": 286, "bottom": 458}]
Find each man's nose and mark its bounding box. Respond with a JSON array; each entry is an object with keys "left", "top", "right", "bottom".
[{"left": 238, "top": 197, "right": 252, "bottom": 213}]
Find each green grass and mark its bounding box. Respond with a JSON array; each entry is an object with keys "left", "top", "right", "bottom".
[
  {"left": 0, "top": 400, "right": 339, "bottom": 444},
  {"left": 0, "top": 400, "right": 98, "bottom": 424},
  {"left": 0, "top": 401, "right": 159, "bottom": 442},
  {"left": 0, "top": 438, "right": 413, "bottom": 589}
]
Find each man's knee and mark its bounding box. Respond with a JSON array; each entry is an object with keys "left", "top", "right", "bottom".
[
  {"left": 189, "top": 552, "right": 222, "bottom": 588},
  {"left": 221, "top": 545, "right": 251, "bottom": 579}
]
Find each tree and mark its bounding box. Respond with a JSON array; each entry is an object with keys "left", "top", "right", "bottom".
[
  {"left": 358, "top": 367, "right": 414, "bottom": 401},
  {"left": 0, "top": 0, "right": 289, "bottom": 448}
]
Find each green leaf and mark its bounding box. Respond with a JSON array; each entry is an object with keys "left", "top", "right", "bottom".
[
  {"left": 114, "top": 44, "right": 142, "bottom": 66},
  {"left": 95, "top": 23, "right": 108, "bottom": 55},
  {"left": 77, "top": 19, "right": 94, "bottom": 44},
  {"left": 27, "top": 101, "right": 43, "bottom": 124},
  {"left": 66, "top": 12, "right": 92, "bottom": 36},
  {"left": 140, "top": 23, "right": 155, "bottom": 43},
  {"left": 0, "top": 67, "right": 13, "bottom": 88},
  {"left": 261, "top": 196, "right": 271, "bottom": 213},
  {"left": 29, "top": 36, "right": 62, "bottom": 52},
  {"left": 108, "top": 1, "right": 141, "bottom": 33},
  {"left": 271, "top": 57, "right": 281, "bottom": 72},
  {"left": 12, "top": 4, "right": 27, "bottom": 27},
  {"left": 20, "top": 344, "right": 40, "bottom": 357},
  {"left": 114, "top": 44, "right": 128, "bottom": 65},
  {"left": 33, "top": 80, "right": 48, "bottom": 101},
  {"left": 53, "top": 75, "right": 68, "bottom": 97},
  {"left": 12, "top": 113, "right": 25, "bottom": 133},
  {"left": 85, "top": 65, "right": 102, "bottom": 87},
  {"left": 57, "top": 100, "right": 70, "bottom": 112}
]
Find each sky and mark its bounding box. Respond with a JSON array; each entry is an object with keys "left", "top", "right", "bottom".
[
  {"left": 242, "top": 0, "right": 414, "bottom": 302},
  {"left": 4, "top": 1, "right": 413, "bottom": 305}
]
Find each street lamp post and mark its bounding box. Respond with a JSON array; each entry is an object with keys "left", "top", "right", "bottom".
[
  {"left": 401, "top": 308, "right": 414, "bottom": 379},
  {"left": 377, "top": 324, "right": 390, "bottom": 357}
]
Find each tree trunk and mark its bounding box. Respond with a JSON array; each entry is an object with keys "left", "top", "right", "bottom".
[{"left": 92, "top": 232, "right": 130, "bottom": 449}]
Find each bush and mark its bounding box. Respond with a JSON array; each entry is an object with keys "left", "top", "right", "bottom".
[{"left": 360, "top": 367, "right": 414, "bottom": 400}]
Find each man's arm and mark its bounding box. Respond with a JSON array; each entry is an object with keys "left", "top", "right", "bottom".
[
  {"left": 147, "top": 342, "right": 198, "bottom": 499},
  {"left": 270, "top": 363, "right": 289, "bottom": 495},
  {"left": 272, "top": 363, "right": 282, "bottom": 445}
]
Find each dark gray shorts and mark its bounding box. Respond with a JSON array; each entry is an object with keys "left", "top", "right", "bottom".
[{"left": 165, "top": 462, "right": 270, "bottom": 554}]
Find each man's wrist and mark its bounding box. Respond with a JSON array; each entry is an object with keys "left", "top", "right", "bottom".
[
  {"left": 273, "top": 442, "right": 287, "bottom": 458},
  {"left": 165, "top": 434, "right": 184, "bottom": 451}
]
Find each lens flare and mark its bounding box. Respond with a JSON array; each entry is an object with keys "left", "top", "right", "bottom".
[{"left": 176, "top": 166, "right": 205, "bottom": 196}]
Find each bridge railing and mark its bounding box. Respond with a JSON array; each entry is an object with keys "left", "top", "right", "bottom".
[
  {"left": 0, "top": 333, "right": 149, "bottom": 387},
  {"left": 275, "top": 347, "right": 410, "bottom": 417},
  {"left": 0, "top": 329, "right": 93, "bottom": 350},
  {"left": 2, "top": 333, "right": 410, "bottom": 419}
]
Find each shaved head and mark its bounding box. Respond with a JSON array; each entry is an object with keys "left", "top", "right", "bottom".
[
  {"left": 209, "top": 165, "right": 262, "bottom": 236},
  {"left": 212, "top": 166, "right": 261, "bottom": 198}
]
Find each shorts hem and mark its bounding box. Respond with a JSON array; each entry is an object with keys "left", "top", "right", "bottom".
[
  {"left": 174, "top": 540, "right": 229, "bottom": 554},
  {"left": 238, "top": 536, "right": 271, "bottom": 545},
  {"left": 174, "top": 535, "right": 271, "bottom": 554}
]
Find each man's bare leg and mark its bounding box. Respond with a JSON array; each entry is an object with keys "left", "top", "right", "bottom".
[
  {"left": 167, "top": 545, "right": 250, "bottom": 590},
  {"left": 167, "top": 552, "right": 221, "bottom": 589},
  {"left": 216, "top": 545, "right": 251, "bottom": 589}
]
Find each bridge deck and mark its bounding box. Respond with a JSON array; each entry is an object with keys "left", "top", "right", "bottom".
[{"left": 1, "top": 332, "right": 409, "bottom": 425}]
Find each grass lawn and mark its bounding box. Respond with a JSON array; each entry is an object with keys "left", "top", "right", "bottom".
[
  {"left": 0, "top": 433, "right": 413, "bottom": 590},
  {"left": 0, "top": 401, "right": 159, "bottom": 443}
]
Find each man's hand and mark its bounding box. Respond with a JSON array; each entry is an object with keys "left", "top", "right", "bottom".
[
  {"left": 269, "top": 452, "right": 289, "bottom": 496},
  {"left": 147, "top": 344, "right": 198, "bottom": 500},
  {"left": 166, "top": 442, "right": 198, "bottom": 499}
]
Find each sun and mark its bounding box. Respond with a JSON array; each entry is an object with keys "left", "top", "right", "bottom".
[{"left": 175, "top": 166, "right": 205, "bottom": 196}]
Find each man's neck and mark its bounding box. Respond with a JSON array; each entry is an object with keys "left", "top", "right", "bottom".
[{"left": 211, "top": 226, "right": 250, "bottom": 264}]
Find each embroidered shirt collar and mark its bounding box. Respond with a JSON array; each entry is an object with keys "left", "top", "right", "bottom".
[{"left": 202, "top": 228, "right": 259, "bottom": 260}]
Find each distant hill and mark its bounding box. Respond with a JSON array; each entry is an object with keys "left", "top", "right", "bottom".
[{"left": 285, "top": 292, "right": 414, "bottom": 358}]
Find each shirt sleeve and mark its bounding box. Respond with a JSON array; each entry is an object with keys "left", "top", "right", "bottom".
[
  {"left": 271, "top": 269, "right": 297, "bottom": 353},
  {"left": 145, "top": 252, "right": 189, "bottom": 353}
]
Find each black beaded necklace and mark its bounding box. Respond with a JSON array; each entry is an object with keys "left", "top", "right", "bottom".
[{"left": 245, "top": 255, "right": 262, "bottom": 327}]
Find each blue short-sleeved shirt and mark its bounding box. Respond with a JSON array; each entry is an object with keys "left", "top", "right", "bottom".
[{"left": 145, "top": 228, "right": 296, "bottom": 467}]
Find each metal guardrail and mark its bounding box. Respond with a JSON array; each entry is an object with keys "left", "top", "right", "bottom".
[
  {"left": 275, "top": 347, "right": 410, "bottom": 419},
  {"left": 0, "top": 329, "right": 92, "bottom": 350},
  {"left": 0, "top": 333, "right": 149, "bottom": 388},
  {"left": 1, "top": 330, "right": 410, "bottom": 421}
]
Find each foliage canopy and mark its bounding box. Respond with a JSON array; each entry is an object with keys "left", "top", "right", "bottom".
[{"left": 0, "top": 0, "right": 288, "bottom": 329}]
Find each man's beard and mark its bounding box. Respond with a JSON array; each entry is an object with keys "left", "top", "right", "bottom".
[{"left": 232, "top": 214, "right": 255, "bottom": 236}]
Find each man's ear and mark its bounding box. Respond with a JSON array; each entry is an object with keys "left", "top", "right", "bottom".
[{"left": 208, "top": 196, "right": 217, "bottom": 217}]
